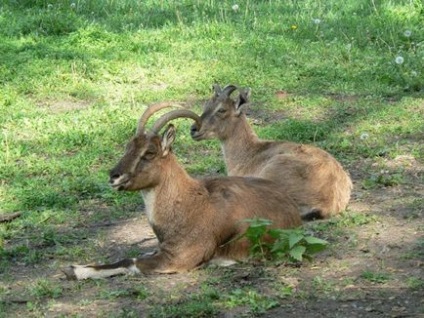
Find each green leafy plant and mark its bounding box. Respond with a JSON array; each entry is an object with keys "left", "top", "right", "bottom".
[{"left": 241, "top": 218, "right": 328, "bottom": 263}]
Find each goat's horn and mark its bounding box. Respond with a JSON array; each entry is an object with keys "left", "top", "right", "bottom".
[
  {"left": 221, "top": 85, "right": 238, "bottom": 97},
  {"left": 151, "top": 109, "right": 201, "bottom": 135},
  {"left": 137, "top": 102, "right": 184, "bottom": 134},
  {"left": 212, "top": 83, "right": 222, "bottom": 96}
]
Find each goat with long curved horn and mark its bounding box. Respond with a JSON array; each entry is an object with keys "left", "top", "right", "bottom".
[
  {"left": 137, "top": 102, "right": 185, "bottom": 134},
  {"left": 63, "top": 103, "right": 302, "bottom": 280}
]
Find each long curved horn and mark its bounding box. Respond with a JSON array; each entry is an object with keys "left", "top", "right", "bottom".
[
  {"left": 221, "top": 85, "right": 238, "bottom": 97},
  {"left": 137, "top": 102, "right": 184, "bottom": 134},
  {"left": 151, "top": 109, "right": 201, "bottom": 135}
]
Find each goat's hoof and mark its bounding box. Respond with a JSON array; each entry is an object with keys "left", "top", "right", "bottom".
[{"left": 61, "top": 265, "right": 78, "bottom": 280}]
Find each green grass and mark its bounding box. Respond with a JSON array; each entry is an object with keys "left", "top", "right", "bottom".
[
  {"left": 360, "top": 270, "right": 392, "bottom": 284},
  {"left": 1, "top": 0, "right": 423, "bottom": 317}
]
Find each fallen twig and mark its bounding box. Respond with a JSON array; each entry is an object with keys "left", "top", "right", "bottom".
[{"left": 0, "top": 212, "right": 22, "bottom": 223}]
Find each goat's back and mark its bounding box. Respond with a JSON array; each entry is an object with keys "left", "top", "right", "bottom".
[{"left": 227, "top": 141, "right": 352, "bottom": 218}]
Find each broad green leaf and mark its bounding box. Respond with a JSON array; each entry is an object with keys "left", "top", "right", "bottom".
[
  {"left": 267, "top": 229, "right": 281, "bottom": 239},
  {"left": 288, "top": 232, "right": 303, "bottom": 248},
  {"left": 270, "top": 239, "right": 289, "bottom": 253},
  {"left": 304, "top": 236, "right": 328, "bottom": 245},
  {"left": 289, "top": 245, "right": 306, "bottom": 262},
  {"left": 305, "top": 243, "right": 328, "bottom": 254}
]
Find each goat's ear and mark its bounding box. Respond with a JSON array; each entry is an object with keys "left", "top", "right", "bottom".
[
  {"left": 161, "top": 124, "right": 176, "bottom": 157},
  {"left": 234, "top": 88, "right": 251, "bottom": 116},
  {"left": 212, "top": 83, "right": 222, "bottom": 97}
]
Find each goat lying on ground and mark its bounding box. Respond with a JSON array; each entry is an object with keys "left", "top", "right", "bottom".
[
  {"left": 63, "top": 104, "right": 302, "bottom": 280},
  {"left": 191, "top": 85, "right": 353, "bottom": 220}
]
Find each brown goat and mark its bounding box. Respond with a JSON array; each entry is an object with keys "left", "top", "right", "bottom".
[
  {"left": 63, "top": 104, "right": 302, "bottom": 280},
  {"left": 190, "top": 85, "right": 353, "bottom": 219}
]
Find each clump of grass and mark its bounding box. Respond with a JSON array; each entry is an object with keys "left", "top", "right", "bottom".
[
  {"left": 406, "top": 277, "right": 424, "bottom": 290},
  {"left": 98, "top": 286, "right": 149, "bottom": 301},
  {"left": 360, "top": 271, "right": 391, "bottom": 284},
  {"left": 224, "top": 288, "right": 279, "bottom": 315},
  {"left": 28, "top": 279, "right": 63, "bottom": 299},
  {"left": 149, "top": 291, "right": 219, "bottom": 318}
]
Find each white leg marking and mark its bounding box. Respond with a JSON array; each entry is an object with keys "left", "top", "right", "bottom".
[
  {"left": 128, "top": 258, "right": 141, "bottom": 275},
  {"left": 66, "top": 264, "right": 134, "bottom": 280},
  {"left": 209, "top": 257, "right": 238, "bottom": 267}
]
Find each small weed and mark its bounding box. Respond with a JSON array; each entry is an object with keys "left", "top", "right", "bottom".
[
  {"left": 99, "top": 286, "right": 149, "bottom": 300},
  {"left": 149, "top": 293, "right": 218, "bottom": 318},
  {"left": 312, "top": 276, "right": 337, "bottom": 295},
  {"left": 341, "top": 277, "right": 356, "bottom": 286},
  {"left": 362, "top": 171, "right": 405, "bottom": 189},
  {"left": 406, "top": 277, "right": 424, "bottom": 290},
  {"left": 125, "top": 246, "right": 143, "bottom": 258},
  {"left": 132, "top": 286, "right": 150, "bottom": 301},
  {"left": 116, "top": 308, "right": 139, "bottom": 318},
  {"left": 99, "top": 289, "right": 132, "bottom": 300},
  {"left": 401, "top": 238, "right": 424, "bottom": 260},
  {"left": 199, "top": 284, "right": 220, "bottom": 301},
  {"left": 336, "top": 213, "right": 379, "bottom": 227},
  {"left": 224, "top": 288, "right": 279, "bottom": 315},
  {"left": 28, "top": 279, "right": 62, "bottom": 299},
  {"left": 240, "top": 218, "right": 328, "bottom": 263},
  {"left": 406, "top": 198, "right": 424, "bottom": 219},
  {"left": 273, "top": 283, "right": 294, "bottom": 299},
  {"left": 0, "top": 244, "right": 44, "bottom": 266},
  {"left": 360, "top": 271, "right": 391, "bottom": 284},
  {"left": 311, "top": 212, "right": 379, "bottom": 233}
]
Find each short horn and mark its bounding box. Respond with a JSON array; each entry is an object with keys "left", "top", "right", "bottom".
[
  {"left": 221, "top": 85, "right": 238, "bottom": 97},
  {"left": 151, "top": 109, "right": 201, "bottom": 135},
  {"left": 212, "top": 83, "right": 222, "bottom": 96},
  {"left": 137, "top": 102, "right": 185, "bottom": 134}
]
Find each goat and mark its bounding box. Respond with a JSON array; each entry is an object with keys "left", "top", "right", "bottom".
[
  {"left": 63, "top": 104, "right": 302, "bottom": 280},
  {"left": 190, "top": 85, "right": 353, "bottom": 220}
]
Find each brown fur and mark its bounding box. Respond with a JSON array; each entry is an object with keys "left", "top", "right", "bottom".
[
  {"left": 191, "top": 85, "right": 353, "bottom": 219},
  {"left": 63, "top": 117, "right": 301, "bottom": 280}
]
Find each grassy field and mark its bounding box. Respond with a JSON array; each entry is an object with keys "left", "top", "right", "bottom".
[{"left": 1, "top": 0, "right": 423, "bottom": 317}]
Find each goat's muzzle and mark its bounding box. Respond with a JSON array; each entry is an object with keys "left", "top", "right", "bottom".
[
  {"left": 190, "top": 123, "right": 203, "bottom": 140},
  {"left": 109, "top": 172, "right": 129, "bottom": 191}
]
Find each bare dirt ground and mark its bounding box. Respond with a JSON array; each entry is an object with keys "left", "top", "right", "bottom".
[{"left": 2, "top": 154, "right": 423, "bottom": 317}]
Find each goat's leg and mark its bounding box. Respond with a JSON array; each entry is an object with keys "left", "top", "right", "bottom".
[
  {"left": 63, "top": 258, "right": 141, "bottom": 280},
  {"left": 62, "top": 251, "right": 177, "bottom": 280},
  {"left": 63, "top": 247, "right": 209, "bottom": 280}
]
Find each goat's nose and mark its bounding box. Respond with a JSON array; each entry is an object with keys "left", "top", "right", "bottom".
[
  {"left": 190, "top": 124, "right": 198, "bottom": 135},
  {"left": 109, "top": 173, "right": 121, "bottom": 184}
]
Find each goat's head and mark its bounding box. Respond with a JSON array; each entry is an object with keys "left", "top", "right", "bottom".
[
  {"left": 190, "top": 84, "right": 251, "bottom": 141},
  {"left": 109, "top": 105, "right": 201, "bottom": 191}
]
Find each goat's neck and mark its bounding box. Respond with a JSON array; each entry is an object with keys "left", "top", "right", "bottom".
[
  {"left": 222, "top": 116, "right": 260, "bottom": 174},
  {"left": 141, "top": 155, "right": 198, "bottom": 226}
]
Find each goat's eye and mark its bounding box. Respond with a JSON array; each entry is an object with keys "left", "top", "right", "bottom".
[
  {"left": 143, "top": 152, "right": 156, "bottom": 160},
  {"left": 217, "top": 108, "right": 226, "bottom": 114}
]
